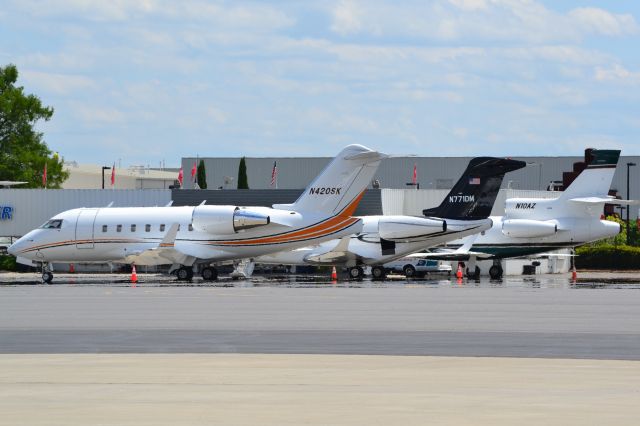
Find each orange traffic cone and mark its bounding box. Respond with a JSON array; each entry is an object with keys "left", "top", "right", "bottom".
[
  {"left": 69, "top": 263, "right": 75, "bottom": 273},
  {"left": 131, "top": 264, "right": 138, "bottom": 283},
  {"left": 331, "top": 266, "right": 338, "bottom": 281},
  {"left": 571, "top": 264, "right": 577, "bottom": 281},
  {"left": 456, "top": 263, "right": 463, "bottom": 279}
]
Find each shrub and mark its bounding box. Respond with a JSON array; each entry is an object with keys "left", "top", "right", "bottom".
[{"left": 575, "top": 244, "right": 640, "bottom": 269}]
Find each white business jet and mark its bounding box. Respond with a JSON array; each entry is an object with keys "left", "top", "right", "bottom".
[
  {"left": 425, "top": 149, "right": 634, "bottom": 278},
  {"left": 8, "top": 144, "right": 385, "bottom": 283},
  {"left": 256, "top": 157, "right": 526, "bottom": 280}
]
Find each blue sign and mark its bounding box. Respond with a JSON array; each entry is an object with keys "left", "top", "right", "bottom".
[{"left": 1, "top": 206, "right": 13, "bottom": 220}]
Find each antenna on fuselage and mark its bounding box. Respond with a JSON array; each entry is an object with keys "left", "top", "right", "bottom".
[{"left": 106, "top": 201, "right": 114, "bottom": 208}]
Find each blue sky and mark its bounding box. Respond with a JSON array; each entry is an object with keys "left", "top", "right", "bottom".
[{"left": 1, "top": 0, "right": 639, "bottom": 167}]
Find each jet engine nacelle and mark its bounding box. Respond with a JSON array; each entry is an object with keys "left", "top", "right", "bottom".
[
  {"left": 378, "top": 216, "right": 447, "bottom": 241},
  {"left": 192, "top": 205, "right": 270, "bottom": 234},
  {"left": 501, "top": 219, "right": 557, "bottom": 238}
]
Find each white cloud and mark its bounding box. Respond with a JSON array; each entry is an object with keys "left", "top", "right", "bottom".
[
  {"left": 330, "top": 0, "right": 364, "bottom": 35},
  {"left": 326, "top": 0, "right": 638, "bottom": 42},
  {"left": 206, "top": 106, "right": 228, "bottom": 124},
  {"left": 448, "top": 0, "right": 487, "bottom": 11},
  {"left": 73, "top": 104, "right": 125, "bottom": 125},
  {"left": 595, "top": 64, "right": 640, "bottom": 84},
  {"left": 569, "top": 7, "right": 638, "bottom": 37},
  {"left": 21, "top": 70, "right": 96, "bottom": 95}
]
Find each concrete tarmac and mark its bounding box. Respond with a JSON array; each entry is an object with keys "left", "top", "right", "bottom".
[
  {"left": 1, "top": 276, "right": 639, "bottom": 358},
  {"left": 1, "top": 354, "right": 639, "bottom": 426}
]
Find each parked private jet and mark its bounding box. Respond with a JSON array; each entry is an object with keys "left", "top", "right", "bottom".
[
  {"left": 425, "top": 149, "right": 634, "bottom": 278},
  {"left": 8, "top": 144, "right": 386, "bottom": 283},
  {"left": 256, "top": 157, "right": 526, "bottom": 280}
]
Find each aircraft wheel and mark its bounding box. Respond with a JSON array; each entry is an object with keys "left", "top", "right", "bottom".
[
  {"left": 489, "top": 265, "right": 503, "bottom": 279},
  {"left": 403, "top": 265, "right": 416, "bottom": 278},
  {"left": 201, "top": 267, "right": 218, "bottom": 281},
  {"left": 466, "top": 266, "right": 481, "bottom": 279},
  {"left": 42, "top": 271, "right": 53, "bottom": 284},
  {"left": 348, "top": 266, "right": 364, "bottom": 280},
  {"left": 371, "top": 266, "right": 386, "bottom": 281},
  {"left": 177, "top": 267, "right": 193, "bottom": 281}
]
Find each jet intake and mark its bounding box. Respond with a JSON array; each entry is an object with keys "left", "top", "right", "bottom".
[
  {"left": 378, "top": 216, "right": 447, "bottom": 241},
  {"left": 501, "top": 219, "right": 557, "bottom": 238},
  {"left": 192, "top": 205, "right": 270, "bottom": 234}
]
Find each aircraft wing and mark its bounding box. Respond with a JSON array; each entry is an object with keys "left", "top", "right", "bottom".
[
  {"left": 304, "top": 237, "right": 358, "bottom": 264},
  {"left": 122, "top": 224, "right": 193, "bottom": 265},
  {"left": 410, "top": 234, "right": 493, "bottom": 260}
]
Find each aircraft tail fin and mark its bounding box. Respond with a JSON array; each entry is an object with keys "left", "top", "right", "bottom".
[
  {"left": 558, "top": 149, "right": 620, "bottom": 201},
  {"left": 277, "top": 144, "right": 386, "bottom": 217},
  {"left": 422, "top": 157, "right": 526, "bottom": 220}
]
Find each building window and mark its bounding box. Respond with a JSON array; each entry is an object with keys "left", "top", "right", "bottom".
[
  {"left": 102, "top": 225, "right": 108, "bottom": 233},
  {"left": 116, "top": 224, "right": 122, "bottom": 232},
  {"left": 131, "top": 224, "right": 136, "bottom": 232},
  {"left": 160, "top": 224, "right": 165, "bottom": 232},
  {"left": 145, "top": 224, "right": 151, "bottom": 232},
  {"left": 188, "top": 224, "right": 193, "bottom": 231}
]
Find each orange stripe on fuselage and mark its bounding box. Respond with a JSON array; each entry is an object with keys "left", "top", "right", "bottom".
[{"left": 214, "top": 191, "right": 365, "bottom": 246}]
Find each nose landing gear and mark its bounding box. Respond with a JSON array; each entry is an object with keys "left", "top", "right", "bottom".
[{"left": 41, "top": 263, "right": 53, "bottom": 283}]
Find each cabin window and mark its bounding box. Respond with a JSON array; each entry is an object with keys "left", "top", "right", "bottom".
[
  {"left": 145, "top": 224, "right": 151, "bottom": 232},
  {"left": 131, "top": 224, "right": 136, "bottom": 232},
  {"left": 188, "top": 224, "right": 193, "bottom": 231},
  {"left": 160, "top": 224, "right": 165, "bottom": 232},
  {"left": 116, "top": 224, "right": 122, "bottom": 232},
  {"left": 102, "top": 225, "right": 108, "bottom": 233},
  {"left": 41, "top": 219, "right": 62, "bottom": 229}
]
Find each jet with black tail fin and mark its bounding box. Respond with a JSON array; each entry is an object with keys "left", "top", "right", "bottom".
[
  {"left": 256, "top": 157, "right": 526, "bottom": 280},
  {"left": 425, "top": 149, "right": 635, "bottom": 279}
]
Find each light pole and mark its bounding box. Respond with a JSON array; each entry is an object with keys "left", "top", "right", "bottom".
[
  {"left": 627, "top": 162, "right": 636, "bottom": 245},
  {"left": 101, "top": 166, "right": 111, "bottom": 189},
  {"left": 527, "top": 162, "right": 543, "bottom": 190}
]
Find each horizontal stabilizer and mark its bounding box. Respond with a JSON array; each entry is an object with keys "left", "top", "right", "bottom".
[{"left": 569, "top": 197, "right": 640, "bottom": 205}]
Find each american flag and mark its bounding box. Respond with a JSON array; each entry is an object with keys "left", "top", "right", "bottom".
[
  {"left": 412, "top": 163, "right": 417, "bottom": 185},
  {"left": 110, "top": 163, "right": 115, "bottom": 187},
  {"left": 469, "top": 177, "right": 481, "bottom": 185},
  {"left": 270, "top": 161, "right": 278, "bottom": 187}
]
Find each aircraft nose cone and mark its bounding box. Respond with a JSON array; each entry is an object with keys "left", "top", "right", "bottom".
[{"left": 7, "top": 241, "right": 20, "bottom": 256}]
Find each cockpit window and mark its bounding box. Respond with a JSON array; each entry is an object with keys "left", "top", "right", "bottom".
[{"left": 41, "top": 219, "right": 63, "bottom": 229}]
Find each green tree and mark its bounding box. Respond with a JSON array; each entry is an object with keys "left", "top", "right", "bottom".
[
  {"left": 237, "top": 157, "right": 249, "bottom": 189},
  {"left": 0, "top": 64, "right": 68, "bottom": 188},
  {"left": 197, "top": 159, "right": 207, "bottom": 189}
]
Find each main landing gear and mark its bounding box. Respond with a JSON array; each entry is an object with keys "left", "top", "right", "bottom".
[
  {"left": 200, "top": 266, "right": 218, "bottom": 281},
  {"left": 175, "top": 265, "right": 219, "bottom": 281},
  {"left": 489, "top": 263, "right": 503, "bottom": 279},
  {"left": 348, "top": 266, "right": 364, "bottom": 280},
  {"left": 371, "top": 266, "right": 387, "bottom": 281},
  {"left": 176, "top": 266, "right": 194, "bottom": 281}
]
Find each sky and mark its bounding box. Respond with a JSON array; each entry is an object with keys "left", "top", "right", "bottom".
[{"left": 1, "top": 0, "right": 639, "bottom": 167}]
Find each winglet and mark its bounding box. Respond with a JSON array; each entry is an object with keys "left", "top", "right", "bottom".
[{"left": 159, "top": 223, "right": 180, "bottom": 248}]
